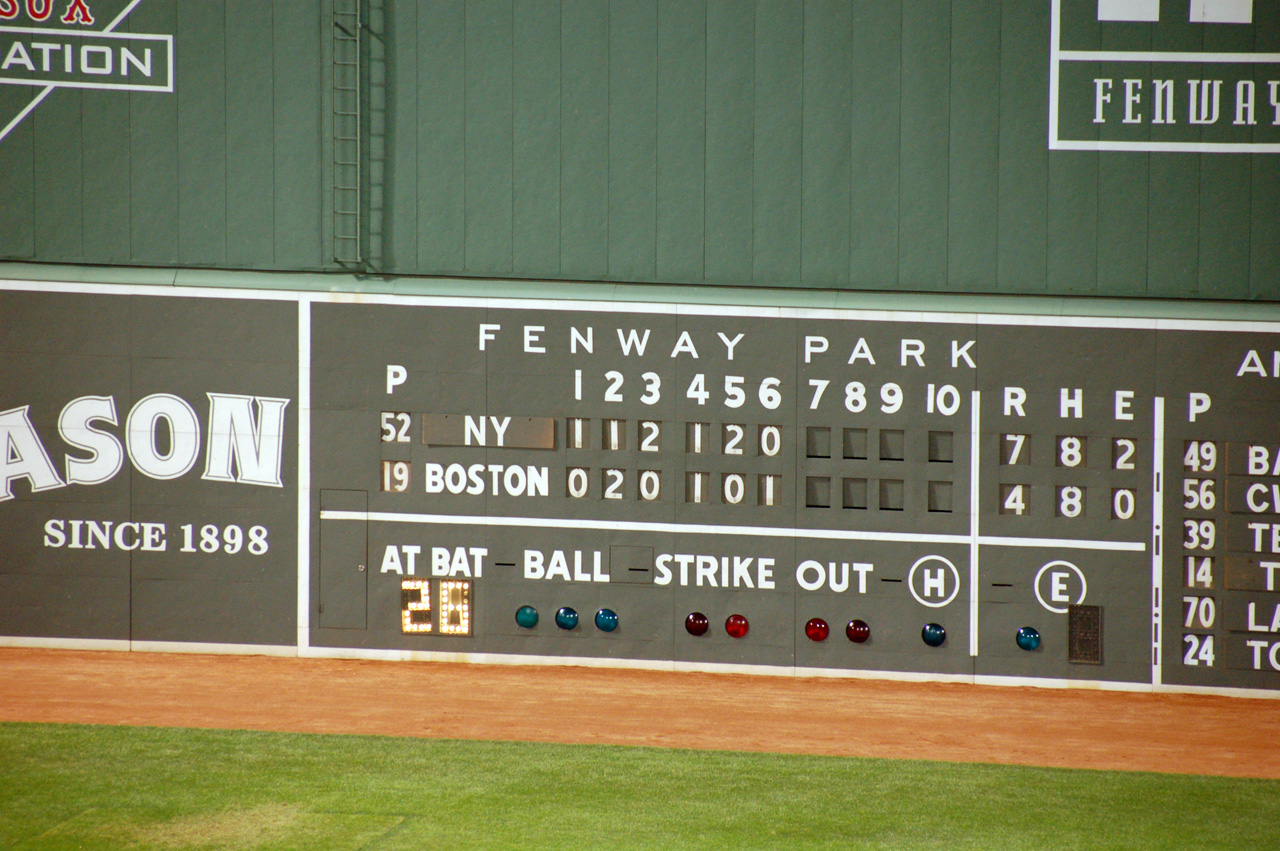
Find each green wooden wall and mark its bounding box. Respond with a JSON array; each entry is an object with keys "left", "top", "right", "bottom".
[{"left": 1, "top": 0, "right": 1276, "bottom": 300}]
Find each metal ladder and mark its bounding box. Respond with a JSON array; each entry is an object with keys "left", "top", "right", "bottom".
[{"left": 332, "top": 0, "right": 362, "bottom": 267}]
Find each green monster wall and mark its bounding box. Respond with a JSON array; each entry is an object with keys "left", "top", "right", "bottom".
[{"left": 1, "top": 0, "right": 1277, "bottom": 299}]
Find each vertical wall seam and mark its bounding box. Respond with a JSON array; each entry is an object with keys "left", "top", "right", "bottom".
[
  {"left": 797, "top": 0, "right": 805, "bottom": 287},
  {"left": 701, "top": 0, "right": 707, "bottom": 282},
  {"left": 653, "top": 0, "right": 659, "bottom": 279},
  {"left": 606, "top": 0, "right": 612, "bottom": 279},
  {"left": 896, "top": 2, "right": 904, "bottom": 289},
  {"left": 462, "top": 0, "right": 468, "bottom": 271},
  {"left": 223, "top": 0, "right": 229, "bottom": 266},
  {"left": 748, "top": 0, "right": 755, "bottom": 287},
  {"left": 510, "top": 0, "right": 515, "bottom": 274},
  {"left": 269, "top": 2, "right": 276, "bottom": 268},
  {"left": 558, "top": 0, "right": 563, "bottom": 276}
]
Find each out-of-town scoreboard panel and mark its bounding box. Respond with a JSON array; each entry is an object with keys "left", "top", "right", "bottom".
[{"left": 3, "top": 281, "right": 1279, "bottom": 694}]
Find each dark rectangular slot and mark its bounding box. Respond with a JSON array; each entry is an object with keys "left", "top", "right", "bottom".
[{"left": 1068, "top": 604, "right": 1103, "bottom": 665}]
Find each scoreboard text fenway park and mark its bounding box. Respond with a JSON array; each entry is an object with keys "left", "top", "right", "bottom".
[{"left": 3, "top": 279, "right": 1280, "bottom": 697}]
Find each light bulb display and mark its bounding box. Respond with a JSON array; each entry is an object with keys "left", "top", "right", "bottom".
[
  {"left": 400, "top": 579, "right": 433, "bottom": 634},
  {"left": 438, "top": 580, "right": 473, "bottom": 635},
  {"left": 400, "top": 579, "right": 472, "bottom": 636}
]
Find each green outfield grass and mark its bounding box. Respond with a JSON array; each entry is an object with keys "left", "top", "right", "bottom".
[{"left": 1, "top": 722, "right": 1276, "bottom": 850}]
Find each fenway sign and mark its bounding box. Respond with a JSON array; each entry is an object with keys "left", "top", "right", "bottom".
[{"left": 1051, "top": 0, "right": 1280, "bottom": 153}]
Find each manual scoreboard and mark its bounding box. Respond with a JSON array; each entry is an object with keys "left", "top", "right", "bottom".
[
  {"left": 2, "top": 281, "right": 1277, "bottom": 693},
  {"left": 308, "top": 296, "right": 1280, "bottom": 693}
]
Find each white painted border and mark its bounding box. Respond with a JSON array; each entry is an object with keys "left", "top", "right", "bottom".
[
  {"left": 1152, "top": 397, "right": 1166, "bottom": 686},
  {"left": 969, "top": 391, "right": 981, "bottom": 657},
  {"left": 4, "top": 277, "right": 1280, "bottom": 334},
  {"left": 319, "top": 509, "right": 1147, "bottom": 553},
  {"left": 297, "top": 299, "right": 312, "bottom": 651},
  {"left": 0, "top": 278, "right": 299, "bottom": 301},
  {"left": 0, "top": 637, "right": 297, "bottom": 656},
  {"left": 1061, "top": 49, "right": 1280, "bottom": 64},
  {"left": 129, "top": 641, "right": 298, "bottom": 657},
  {"left": 0, "top": 636, "right": 130, "bottom": 652}
]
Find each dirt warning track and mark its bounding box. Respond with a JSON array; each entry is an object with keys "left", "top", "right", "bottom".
[{"left": 2, "top": 648, "right": 1278, "bottom": 778}]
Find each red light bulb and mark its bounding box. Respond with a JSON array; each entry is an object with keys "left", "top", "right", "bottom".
[
  {"left": 685, "top": 611, "right": 709, "bottom": 636},
  {"left": 725, "top": 613, "right": 749, "bottom": 639},
  {"left": 805, "top": 618, "right": 830, "bottom": 642}
]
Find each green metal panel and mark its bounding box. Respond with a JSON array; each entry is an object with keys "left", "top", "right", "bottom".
[
  {"left": 1095, "top": 16, "right": 1150, "bottom": 298},
  {"left": 560, "top": 0, "right": 609, "bottom": 279},
  {"left": 1253, "top": 158, "right": 1280, "bottom": 301},
  {"left": 464, "top": 0, "right": 513, "bottom": 274},
  {"left": 947, "top": 1, "right": 999, "bottom": 290},
  {"left": 1098, "top": 152, "right": 1150, "bottom": 298},
  {"left": 512, "top": 0, "right": 561, "bottom": 276},
  {"left": 0, "top": 97, "right": 33, "bottom": 258},
  {"left": 751, "top": 0, "right": 801, "bottom": 288},
  {"left": 33, "top": 91, "right": 83, "bottom": 261},
  {"left": 655, "top": 0, "right": 705, "bottom": 282},
  {"left": 82, "top": 90, "right": 132, "bottom": 264},
  {"left": 801, "top": 0, "right": 851, "bottom": 288},
  {"left": 1047, "top": 0, "right": 1099, "bottom": 298},
  {"left": 227, "top": 0, "right": 276, "bottom": 268},
  {"left": 607, "top": 0, "right": 657, "bottom": 282},
  {"left": 417, "top": 0, "right": 466, "bottom": 273},
  {"left": 273, "top": 0, "right": 323, "bottom": 270},
  {"left": 848, "top": 1, "right": 901, "bottom": 289},
  {"left": 386, "top": 0, "right": 417, "bottom": 271},
  {"left": 176, "top": 1, "right": 228, "bottom": 265},
  {"left": 996, "top": 1, "right": 1048, "bottom": 293},
  {"left": 1197, "top": 14, "right": 1255, "bottom": 301},
  {"left": 704, "top": 0, "right": 753, "bottom": 285},
  {"left": 1254, "top": 0, "right": 1280, "bottom": 302},
  {"left": 1200, "top": 156, "right": 1252, "bottom": 301},
  {"left": 0, "top": 0, "right": 1276, "bottom": 301},
  {"left": 127, "top": 0, "right": 180, "bottom": 265},
  {"left": 898, "top": 3, "right": 950, "bottom": 290},
  {"left": 1145, "top": 11, "right": 1202, "bottom": 298}
]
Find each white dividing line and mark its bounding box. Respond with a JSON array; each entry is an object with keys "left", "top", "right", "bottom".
[
  {"left": 130, "top": 640, "right": 298, "bottom": 657},
  {"left": 1048, "top": 0, "right": 1063, "bottom": 148},
  {"left": 296, "top": 299, "right": 312, "bottom": 652},
  {"left": 1058, "top": 49, "right": 1280, "bottom": 63},
  {"left": 974, "top": 535, "right": 1146, "bottom": 553},
  {"left": 0, "top": 278, "right": 301, "bottom": 300},
  {"left": 320, "top": 510, "right": 966, "bottom": 545},
  {"left": 1053, "top": 139, "right": 1280, "bottom": 154},
  {"left": 969, "top": 391, "right": 981, "bottom": 657},
  {"left": 5, "top": 278, "right": 1280, "bottom": 334},
  {"left": 319, "top": 509, "right": 1147, "bottom": 553},
  {"left": 0, "top": 86, "right": 52, "bottom": 144},
  {"left": 1152, "top": 397, "right": 1165, "bottom": 686},
  {"left": 105, "top": 0, "right": 149, "bottom": 31}
]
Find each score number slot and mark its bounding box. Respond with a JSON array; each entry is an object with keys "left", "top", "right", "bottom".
[{"left": 997, "top": 434, "right": 1141, "bottom": 520}]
